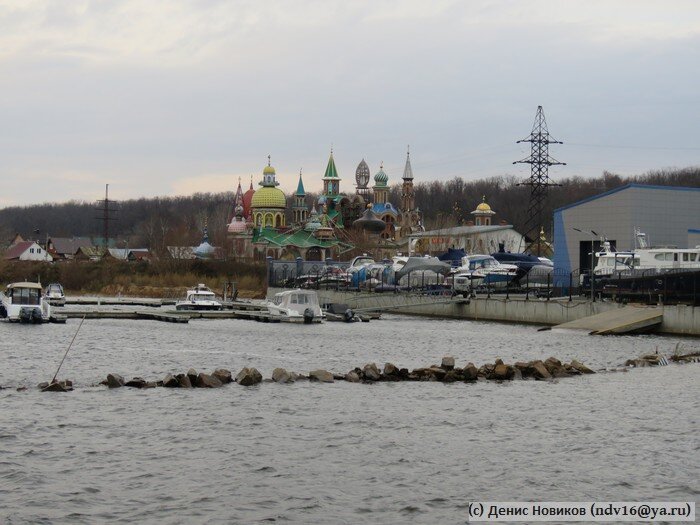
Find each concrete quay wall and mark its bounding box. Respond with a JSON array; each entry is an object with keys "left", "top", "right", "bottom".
[{"left": 267, "top": 288, "right": 700, "bottom": 335}]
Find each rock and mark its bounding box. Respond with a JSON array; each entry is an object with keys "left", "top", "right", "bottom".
[
  {"left": 16, "top": 386, "right": 28, "bottom": 392},
  {"left": 272, "top": 368, "right": 293, "bottom": 383},
  {"left": 494, "top": 358, "right": 504, "bottom": 366},
  {"left": 383, "top": 362, "right": 399, "bottom": 376},
  {"left": 41, "top": 381, "right": 68, "bottom": 392},
  {"left": 530, "top": 360, "right": 552, "bottom": 380},
  {"left": 289, "top": 372, "right": 307, "bottom": 381},
  {"left": 441, "top": 356, "right": 455, "bottom": 370},
  {"left": 212, "top": 369, "right": 233, "bottom": 384},
  {"left": 187, "top": 368, "right": 198, "bottom": 385},
  {"left": 143, "top": 381, "right": 157, "bottom": 389},
  {"left": 427, "top": 367, "right": 447, "bottom": 381},
  {"left": 362, "top": 363, "right": 381, "bottom": 381},
  {"left": 106, "top": 373, "right": 125, "bottom": 389},
  {"left": 511, "top": 367, "right": 523, "bottom": 380},
  {"left": 399, "top": 368, "right": 410, "bottom": 379},
  {"left": 195, "top": 373, "right": 223, "bottom": 388},
  {"left": 236, "top": 367, "right": 262, "bottom": 386},
  {"left": 163, "top": 374, "right": 180, "bottom": 388},
  {"left": 344, "top": 371, "right": 360, "bottom": 383},
  {"left": 544, "top": 357, "right": 562, "bottom": 373},
  {"left": 177, "top": 373, "right": 193, "bottom": 388},
  {"left": 309, "top": 369, "right": 334, "bottom": 383},
  {"left": 125, "top": 377, "right": 147, "bottom": 388},
  {"left": 443, "top": 370, "right": 461, "bottom": 383},
  {"left": 513, "top": 361, "right": 530, "bottom": 371},
  {"left": 463, "top": 363, "right": 478, "bottom": 381},
  {"left": 37, "top": 381, "right": 49, "bottom": 390},
  {"left": 491, "top": 363, "right": 513, "bottom": 380}
]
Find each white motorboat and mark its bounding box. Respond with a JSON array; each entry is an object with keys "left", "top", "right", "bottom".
[
  {"left": 0, "top": 282, "right": 52, "bottom": 323},
  {"left": 452, "top": 255, "right": 518, "bottom": 293},
  {"left": 266, "top": 289, "right": 324, "bottom": 323},
  {"left": 592, "top": 229, "right": 700, "bottom": 278},
  {"left": 175, "top": 284, "right": 223, "bottom": 311},
  {"left": 44, "top": 283, "right": 66, "bottom": 306}
]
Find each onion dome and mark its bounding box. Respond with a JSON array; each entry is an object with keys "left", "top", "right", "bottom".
[
  {"left": 353, "top": 203, "right": 386, "bottom": 233},
  {"left": 304, "top": 204, "right": 321, "bottom": 232},
  {"left": 473, "top": 195, "right": 495, "bottom": 214},
  {"left": 355, "top": 159, "right": 370, "bottom": 189},
  {"left": 251, "top": 156, "right": 286, "bottom": 209},
  {"left": 194, "top": 225, "right": 216, "bottom": 258},
  {"left": 227, "top": 219, "right": 247, "bottom": 234},
  {"left": 374, "top": 163, "right": 388, "bottom": 187}
]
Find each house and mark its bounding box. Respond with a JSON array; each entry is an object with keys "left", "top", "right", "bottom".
[
  {"left": 105, "top": 248, "right": 150, "bottom": 261},
  {"left": 75, "top": 246, "right": 107, "bottom": 261},
  {"left": 4, "top": 241, "right": 53, "bottom": 261},
  {"left": 47, "top": 237, "right": 94, "bottom": 260}
]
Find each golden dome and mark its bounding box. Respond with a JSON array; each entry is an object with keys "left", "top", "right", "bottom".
[
  {"left": 476, "top": 201, "right": 492, "bottom": 212},
  {"left": 263, "top": 165, "right": 276, "bottom": 175},
  {"left": 251, "top": 186, "right": 286, "bottom": 209}
]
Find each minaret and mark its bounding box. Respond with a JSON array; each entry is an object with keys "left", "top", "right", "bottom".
[
  {"left": 373, "top": 162, "right": 389, "bottom": 204},
  {"left": 293, "top": 169, "right": 309, "bottom": 225},
  {"left": 401, "top": 146, "right": 415, "bottom": 212},
  {"left": 322, "top": 147, "right": 341, "bottom": 197},
  {"left": 230, "top": 177, "right": 244, "bottom": 222}
]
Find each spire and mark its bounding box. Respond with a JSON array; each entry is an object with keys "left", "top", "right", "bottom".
[
  {"left": 202, "top": 219, "right": 209, "bottom": 243},
  {"left": 249, "top": 174, "right": 253, "bottom": 190},
  {"left": 296, "top": 169, "right": 306, "bottom": 196},
  {"left": 234, "top": 176, "right": 244, "bottom": 207},
  {"left": 323, "top": 149, "right": 339, "bottom": 180},
  {"left": 402, "top": 145, "right": 414, "bottom": 180},
  {"left": 267, "top": 154, "right": 271, "bottom": 167}
]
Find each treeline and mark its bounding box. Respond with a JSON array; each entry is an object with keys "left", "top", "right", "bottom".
[{"left": 1, "top": 167, "right": 698, "bottom": 250}]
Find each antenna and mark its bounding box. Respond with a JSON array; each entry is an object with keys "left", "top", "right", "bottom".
[
  {"left": 513, "top": 106, "right": 565, "bottom": 255},
  {"left": 95, "top": 184, "right": 119, "bottom": 248}
]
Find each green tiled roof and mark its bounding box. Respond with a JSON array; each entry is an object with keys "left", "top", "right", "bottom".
[
  {"left": 295, "top": 173, "right": 306, "bottom": 196},
  {"left": 253, "top": 227, "right": 350, "bottom": 249},
  {"left": 323, "top": 153, "right": 339, "bottom": 179}
]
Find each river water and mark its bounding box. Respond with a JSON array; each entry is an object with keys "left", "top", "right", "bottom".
[{"left": 0, "top": 312, "right": 698, "bottom": 524}]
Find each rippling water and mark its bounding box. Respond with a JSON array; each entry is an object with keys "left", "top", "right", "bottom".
[{"left": 1, "top": 311, "right": 698, "bottom": 524}]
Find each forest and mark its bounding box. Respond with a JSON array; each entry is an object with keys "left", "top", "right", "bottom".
[{"left": 1, "top": 167, "right": 698, "bottom": 253}]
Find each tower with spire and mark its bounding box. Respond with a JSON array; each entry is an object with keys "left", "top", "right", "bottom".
[
  {"left": 400, "top": 146, "right": 415, "bottom": 212},
  {"left": 293, "top": 169, "right": 309, "bottom": 225},
  {"left": 373, "top": 163, "right": 389, "bottom": 204},
  {"left": 322, "top": 148, "right": 341, "bottom": 198}
]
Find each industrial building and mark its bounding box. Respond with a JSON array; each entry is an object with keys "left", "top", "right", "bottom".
[{"left": 552, "top": 184, "right": 700, "bottom": 282}]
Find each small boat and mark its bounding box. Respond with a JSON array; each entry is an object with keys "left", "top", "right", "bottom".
[
  {"left": 44, "top": 283, "right": 66, "bottom": 306},
  {"left": 491, "top": 251, "right": 554, "bottom": 288},
  {"left": 0, "top": 282, "right": 52, "bottom": 323},
  {"left": 266, "top": 289, "right": 324, "bottom": 323},
  {"left": 452, "top": 255, "right": 519, "bottom": 294},
  {"left": 175, "top": 284, "right": 223, "bottom": 311},
  {"left": 321, "top": 302, "right": 375, "bottom": 322}
]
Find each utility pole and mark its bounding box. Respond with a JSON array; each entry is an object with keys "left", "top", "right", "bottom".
[
  {"left": 514, "top": 106, "right": 565, "bottom": 255},
  {"left": 95, "top": 184, "right": 118, "bottom": 248}
]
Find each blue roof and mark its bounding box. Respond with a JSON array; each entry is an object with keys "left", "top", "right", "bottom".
[
  {"left": 554, "top": 183, "right": 700, "bottom": 213},
  {"left": 689, "top": 229, "right": 700, "bottom": 234},
  {"left": 295, "top": 173, "right": 305, "bottom": 196},
  {"left": 372, "top": 202, "right": 398, "bottom": 216}
]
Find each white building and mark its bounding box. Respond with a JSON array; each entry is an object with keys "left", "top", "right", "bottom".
[{"left": 4, "top": 241, "right": 53, "bottom": 261}]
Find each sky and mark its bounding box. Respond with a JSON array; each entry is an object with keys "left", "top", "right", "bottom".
[{"left": 1, "top": 0, "right": 699, "bottom": 206}]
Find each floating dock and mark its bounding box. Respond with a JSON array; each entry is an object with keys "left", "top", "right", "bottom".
[
  {"left": 65, "top": 297, "right": 176, "bottom": 307},
  {"left": 553, "top": 306, "right": 663, "bottom": 335}
]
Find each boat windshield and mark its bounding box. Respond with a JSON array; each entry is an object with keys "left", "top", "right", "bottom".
[
  {"left": 11, "top": 287, "right": 41, "bottom": 305},
  {"left": 190, "top": 293, "right": 215, "bottom": 301},
  {"left": 469, "top": 258, "right": 497, "bottom": 270},
  {"left": 48, "top": 284, "right": 63, "bottom": 294}
]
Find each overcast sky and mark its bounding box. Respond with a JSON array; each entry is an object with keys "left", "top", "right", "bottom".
[{"left": 1, "top": 0, "right": 699, "bottom": 206}]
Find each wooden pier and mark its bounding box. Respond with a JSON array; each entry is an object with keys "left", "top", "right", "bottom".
[{"left": 65, "top": 296, "right": 177, "bottom": 307}]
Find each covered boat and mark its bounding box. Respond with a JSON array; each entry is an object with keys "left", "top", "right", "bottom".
[
  {"left": 0, "top": 282, "right": 52, "bottom": 323},
  {"left": 44, "top": 283, "right": 66, "bottom": 306},
  {"left": 175, "top": 284, "right": 223, "bottom": 311},
  {"left": 266, "top": 289, "right": 323, "bottom": 323}
]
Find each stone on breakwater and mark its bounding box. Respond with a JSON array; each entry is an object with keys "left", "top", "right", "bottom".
[
  {"left": 309, "top": 369, "right": 334, "bottom": 383},
  {"left": 441, "top": 356, "right": 455, "bottom": 371},
  {"left": 383, "top": 362, "right": 399, "bottom": 376},
  {"left": 272, "top": 368, "right": 293, "bottom": 383},
  {"left": 106, "top": 373, "right": 125, "bottom": 389},
  {"left": 362, "top": 363, "right": 381, "bottom": 381},
  {"left": 570, "top": 360, "right": 595, "bottom": 374},
  {"left": 125, "top": 377, "right": 148, "bottom": 388},
  {"left": 463, "top": 363, "right": 478, "bottom": 381},
  {"left": 177, "top": 373, "right": 193, "bottom": 388},
  {"left": 530, "top": 361, "right": 552, "bottom": 380},
  {"left": 42, "top": 380, "right": 73, "bottom": 392},
  {"left": 196, "top": 373, "right": 223, "bottom": 388},
  {"left": 344, "top": 371, "right": 360, "bottom": 383},
  {"left": 236, "top": 367, "right": 262, "bottom": 386},
  {"left": 187, "top": 368, "right": 198, "bottom": 385},
  {"left": 163, "top": 374, "right": 179, "bottom": 388},
  {"left": 492, "top": 363, "right": 513, "bottom": 380},
  {"left": 212, "top": 369, "right": 233, "bottom": 384}
]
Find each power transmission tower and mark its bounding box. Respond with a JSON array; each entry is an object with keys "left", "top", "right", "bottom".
[
  {"left": 95, "top": 184, "right": 118, "bottom": 248},
  {"left": 514, "top": 106, "right": 565, "bottom": 255}
]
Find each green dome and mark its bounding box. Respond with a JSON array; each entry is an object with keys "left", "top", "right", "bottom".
[
  {"left": 374, "top": 166, "right": 388, "bottom": 187},
  {"left": 251, "top": 186, "right": 286, "bottom": 209}
]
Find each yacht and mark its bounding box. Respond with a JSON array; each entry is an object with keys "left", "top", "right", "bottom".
[
  {"left": 175, "top": 284, "right": 223, "bottom": 311},
  {"left": 44, "top": 283, "right": 66, "bottom": 306},
  {"left": 452, "top": 255, "right": 518, "bottom": 294},
  {"left": 266, "top": 289, "right": 324, "bottom": 323},
  {"left": 0, "top": 282, "right": 52, "bottom": 323}
]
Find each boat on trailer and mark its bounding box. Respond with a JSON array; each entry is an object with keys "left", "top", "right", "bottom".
[
  {"left": 0, "top": 282, "right": 52, "bottom": 323},
  {"left": 175, "top": 284, "right": 223, "bottom": 311},
  {"left": 266, "top": 289, "right": 324, "bottom": 323},
  {"left": 44, "top": 283, "right": 66, "bottom": 306}
]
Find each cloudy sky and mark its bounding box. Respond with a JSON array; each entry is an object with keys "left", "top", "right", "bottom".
[{"left": 1, "top": 0, "right": 699, "bottom": 206}]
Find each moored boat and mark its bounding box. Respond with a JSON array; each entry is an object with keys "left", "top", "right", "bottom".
[
  {"left": 0, "top": 282, "right": 52, "bottom": 323},
  {"left": 175, "top": 284, "right": 223, "bottom": 311},
  {"left": 266, "top": 289, "right": 324, "bottom": 323},
  {"left": 44, "top": 283, "right": 66, "bottom": 306}
]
